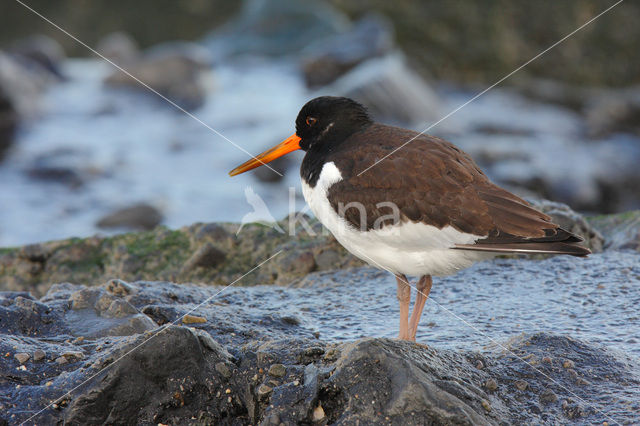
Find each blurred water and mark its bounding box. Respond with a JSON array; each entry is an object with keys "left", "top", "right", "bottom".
[{"left": 1, "top": 57, "right": 638, "bottom": 246}]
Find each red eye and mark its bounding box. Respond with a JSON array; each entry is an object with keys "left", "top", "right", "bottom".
[{"left": 306, "top": 117, "right": 317, "bottom": 126}]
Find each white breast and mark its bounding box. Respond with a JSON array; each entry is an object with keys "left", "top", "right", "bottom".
[{"left": 301, "top": 162, "right": 491, "bottom": 276}]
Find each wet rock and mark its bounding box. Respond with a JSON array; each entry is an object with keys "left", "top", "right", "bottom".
[
  {"left": 0, "top": 278, "right": 639, "bottom": 424},
  {"left": 268, "top": 363, "right": 286, "bottom": 378},
  {"left": 0, "top": 86, "right": 18, "bottom": 162},
  {"left": 181, "top": 243, "right": 227, "bottom": 272},
  {"left": 96, "top": 203, "right": 163, "bottom": 231},
  {"left": 25, "top": 147, "right": 96, "bottom": 187},
  {"left": 95, "top": 31, "right": 139, "bottom": 65},
  {"left": 14, "top": 352, "right": 30, "bottom": 364},
  {"left": 539, "top": 388, "right": 558, "bottom": 404},
  {"left": 182, "top": 314, "right": 207, "bottom": 324},
  {"left": 204, "top": 0, "right": 349, "bottom": 59},
  {"left": 585, "top": 86, "right": 640, "bottom": 138},
  {"left": 588, "top": 210, "right": 640, "bottom": 251},
  {"left": 321, "top": 53, "right": 441, "bottom": 126},
  {"left": 104, "top": 42, "right": 212, "bottom": 110},
  {"left": 10, "top": 34, "right": 66, "bottom": 79},
  {"left": 301, "top": 14, "right": 394, "bottom": 88},
  {"left": 0, "top": 50, "right": 52, "bottom": 118},
  {"left": 33, "top": 349, "right": 46, "bottom": 361}
]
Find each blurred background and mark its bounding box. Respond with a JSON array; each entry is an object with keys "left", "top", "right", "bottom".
[{"left": 1, "top": 0, "right": 638, "bottom": 246}]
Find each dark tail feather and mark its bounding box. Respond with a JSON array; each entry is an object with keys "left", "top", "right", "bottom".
[{"left": 454, "top": 241, "right": 591, "bottom": 257}]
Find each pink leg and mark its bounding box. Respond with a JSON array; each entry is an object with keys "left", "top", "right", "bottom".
[
  {"left": 396, "top": 274, "right": 411, "bottom": 340},
  {"left": 408, "top": 275, "right": 433, "bottom": 341}
]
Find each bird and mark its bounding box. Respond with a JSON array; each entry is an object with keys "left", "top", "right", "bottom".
[{"left": 229, "top": 96, "right": 590, "bottom": 342}]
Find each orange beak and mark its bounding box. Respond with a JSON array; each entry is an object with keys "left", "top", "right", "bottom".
[{"left": 229, "top": 134, "right": 301, "bottom": 176}]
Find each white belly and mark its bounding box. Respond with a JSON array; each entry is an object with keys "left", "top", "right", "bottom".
[{"left": 301, "top": 162, "right": 491, "bottom": 276}]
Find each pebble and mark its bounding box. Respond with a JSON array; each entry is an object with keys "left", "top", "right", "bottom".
[
  {"left": 562, "top": 359, "right": 575, "bottom": 369},
  {"left": 257, "top": 384, "right": 272, "bottom": 398},
  {"left": 182, "top": 314, "right": 207, "bottom": 324},
  {"left": 312, "top": 404, "right": 326, "bottom": 421},
  {"left": 481, "top": 399, "right": 492, "bottom": 412},
  {"left": 542, "top": 357, "right": 552, "bottom": 364},
  {"left": 268, "top": 363, "right": 286, "bottom": 378},
  {"left": 33, "top": 349, "right": 46, "bottom": 361},
  {"left": 14, "top": 352, "right": 30, "bottom": 364},
  {"left": 515, "top": 380, "right": 528, "bottom": 391},
  {"left": 215, "top": 362, "right": 232, "bottom": 378},
  {"left": 539, "top": 388, "right": 558, "bottom": 404},
  {"left": 484, "top": 378, "right": 498, "bottom": 391},
  {"left": 475, "top": 360, "right": 484, "bottom": 370}
]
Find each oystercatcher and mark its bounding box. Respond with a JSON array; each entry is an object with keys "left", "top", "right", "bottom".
[{"left": 229, "top": 96, "right": 590, "bottom": 341}]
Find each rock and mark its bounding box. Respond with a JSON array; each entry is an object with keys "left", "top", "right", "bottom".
[
  {"left": 0, "top": 278, "right": 639, "bottom": 424},
  {"left": 181, "top": 243, "right": 227, "bottom": 272},
  {"left": 320, "top": 53, "right": 441, "bottom": 126},
  {"left": 588, "top": 210, "right": 640, "bottom": 251},
  {"left": 539, "top": 388, "right": 558, "bottom": 404},
  {"left": 14, "top": 352, "right": 30, "bottom": 364},
  {"left": 96, "top": 203, "right": 163, "bottom": 231},
  {"left": 182, "top": 314, "right": 207, "bottom": 324},
  {"left": 33, "top": 349, "right": 46, "bottom": 361},
  {"left": 25, "top": 147, "right": 95, "bottom": 187},
  {"left": 301, "top": 14, "right": 394, "bottom": 88},
  {"left": 514, "top": 380, "right": 528, "bottom": 391},
  {"left": 484, "top": 378, "right": 498, "bottom": 391},
  {"left": 95, "top": 32, "right": 139, "bottom": 65},
  {"left": 104, "top": 42, "right": 212, "bottom": 110},
  {"left": 0, "top": 86, "right": 18, "bottom": 162},
  {"left": 585, "top": 86, "right": 640, "bottom": 138},
  {"left": 0, "top": 50, "right": 52, "bottom": 118},
  {"left": 268, "top": 363, "right": 286, "bottom": 378},
  {"left": 203, "top": 0, "right": 349, "bottom": 59},
  {"left": 10, "top": 34, "right": 66, "bottom": 79}
]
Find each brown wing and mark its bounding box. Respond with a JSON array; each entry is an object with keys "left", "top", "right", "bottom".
[{"left": 326, "top": 124, "right": 590, "bottom": 256}]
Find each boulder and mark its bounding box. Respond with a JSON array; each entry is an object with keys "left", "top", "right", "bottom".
[
  {"left": 95, "top": 31, "right": 139, "bottom": 65},
  {"left": 96, "top": 203, "right": 164, "bottom": 231},
  {"left": 1, "top": 273, "right": 638, "bottom": 424},
  {"left": 320, "top": 53, "right": 441, "bottom": 126},
  {"left": 301, "top": 14, "right": 394, "bottom": 88},
  {"left": 10, "top": 34, "right": 66, "bottom": 79},
  {"left": 104, "top": 42, "right": 213, "bottom": 110}
]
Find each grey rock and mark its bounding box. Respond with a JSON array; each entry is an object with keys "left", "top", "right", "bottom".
[
  {"left": 33, "top": 349, "right": 46, "bottom": 361},
  {"left": 0, "top": 86, "right": 18, "bottom": 162},
  {"left": 588, "top": 210, "right": 640, "bottom": 251},
  {"left": 181, "top": 242, "right": 227, "bottom": 272},
  {"left": 95, "top": 31, "right": 139, "bottom": 65},
  {"left": 320, "top": 53, "right": 441, "bottom": 126},
  {"left": 10, "top": 34, "right": 66, "bottom": 78},
  {"left": 0, "top": 270, "right": 638, "bottom": 424},
  {"left": 104, "top": 42, "right": 212, "bottom": 110},
  {"left": 301, "top": 14, "right": 394, "bottom": 88},
  {"left": 96, "top": 203, "right": 163, "bottom": 231},
  {"left": 14, "top": 352, "right": 30, "bottom": 364}
]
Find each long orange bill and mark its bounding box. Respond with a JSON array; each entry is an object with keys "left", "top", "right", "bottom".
[{"left": 229, "top": 134, "right": 301, "bottom": 176}]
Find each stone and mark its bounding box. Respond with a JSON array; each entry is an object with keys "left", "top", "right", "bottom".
[
  {"left": 96, "top": 203, "right": 163, "bottom": 231},
  {"left": 10, "top": 34, "right": 66, "bottom": 78},
  {"left": 33, "top": 349, "right": 46, "bottom": 361},
  {"left": 182, "top": 314, "right": 207, "bottom": 324},
  {"left": 14, "top": 352, "right": 30, "bottom": 364},
  {"left": 96, "top": 32, "right": 139, "bottom": 65},
  {"left": 104, "top": 42, "right": 212, "bottom": 110},
  {"left": 539, "top": 388, "right": 558, "bottom": 404},
  {"left": 322, "top": 53, "right": 441, "bottom": 126},
  {"left": 301, "top": 14, "right": 394, "bottom": 88},
  {"left": 181, "top": 243, "right": 227, "bottom": 272},
  {"left": 268, "top": 363, "right": 286, "bottom": 378}
]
